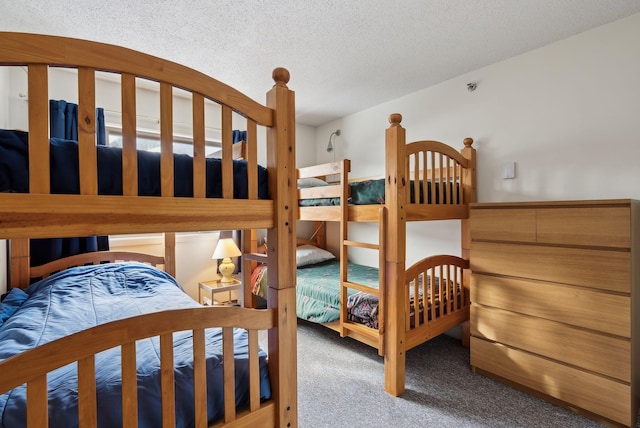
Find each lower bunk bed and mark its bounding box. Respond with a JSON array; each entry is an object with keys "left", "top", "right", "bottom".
[
  {"left": 251, "top": 243, "right": 469, "bottom": 353},
  {"left": 0, "top": 251, "right": 273, "bottom": 427}
]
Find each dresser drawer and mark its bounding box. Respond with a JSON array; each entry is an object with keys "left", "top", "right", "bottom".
[
  {"left": 470, "top": 241, "right": 630, "bottom": 293},
  {"left": 471, "top": 274, "right": 630, "bottom": 336},
  {"left": 470, "top": 208, "right": 536, "bottom": 242},
  {"left": 536, "top": 207, "right": 630, "bottom": 248},
  {"left": 471, "top": 305, "right": 630, "bottom": 381},
  {"left": 471, "top": 337, "right": 632, "bottom": 427}
]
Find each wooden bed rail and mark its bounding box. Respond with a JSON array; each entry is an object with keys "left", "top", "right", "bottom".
[
  {"left": 404, "top": 254, "right": 470, "bottom": 350},
  {"left": 0, "top": 32, "right": 282, "bottom": 239},
  {"left": 28, "top": 250, "right": 166, "bottom": 281},
  {"left": 0, "top": 306, "right": 276, "bottom": 427}
]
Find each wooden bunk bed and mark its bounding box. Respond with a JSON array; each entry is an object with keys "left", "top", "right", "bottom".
[
  {"left": 0, "top": 32, "right": 297, "bottom": 427},
  {"left": 294, "top": 113, "right": 476, "bottom": 396}
]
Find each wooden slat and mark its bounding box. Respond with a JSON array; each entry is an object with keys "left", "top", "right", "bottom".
[
  {"left": 27, "top": 64, "right": 49, "bottom": 194},
  {"left": 192, "top": 93, "right": 206, "bottom": 198},
  {"left": 160, "top": 333, "right": 176, "bottom": 427},
  {"left": 247, "top": 120, "right": 258, "bottom": 200},
  {"left": 248, "top": 329, "right": 260, "bottom": 411},
  {"left": 10, "top": 238, "right": 30, "bottom": 289},
  {"left": 77, "top": 67, "right": 98, "bottom": 196},
  {"left": 298, "top": 163, "right": 343, "bottom": 180},
  {"left": 0, "top": 194, "right": 275, "bottom": 239},
  {"left": 377, "top": 207, "right": 386, "bottom": 355},
  {"left": 223, "top": 327, "right": 236, "bottom": 423},
  {"left": 121, "top": 342, "right": 138, "bottom": 428},
  {"left": 27, "top": 375, "right": 48, "bottom": 428},
  {"left": 30, "top": 251, "right": 165, "bottom": 280},
  {"left": 192, "top": 328, "right": 207, "bottom": 428},
  {"left": 78, "top": 356, "right": 97, "bottom": 428},
  {"left": 121, "top": 73, "right": 138, "bottom": 196},
  {"left": 298, "top": 184, "right": 342, "bottom": 200},
  {"left": 221, "top": 105, "right": 233, "bottom": 199},
  {"left": 160, "top": 82, "right": 174, "bottom": 197},
  {"left": 164, "top": 232, "right": 176, "bottom": 278}
]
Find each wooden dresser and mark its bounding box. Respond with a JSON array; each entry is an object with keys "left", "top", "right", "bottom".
[{"left": 469, "top": 199, "right": 639, "bottom": 427}]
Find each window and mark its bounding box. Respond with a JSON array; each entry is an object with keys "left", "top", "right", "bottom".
[{"left": 107, "top": 129, "right": 221, "bottom": 157}]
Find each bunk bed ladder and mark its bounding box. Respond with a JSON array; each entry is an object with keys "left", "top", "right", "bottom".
[{"left": 340, "top": 207, "right": 387, "bottom": 356}]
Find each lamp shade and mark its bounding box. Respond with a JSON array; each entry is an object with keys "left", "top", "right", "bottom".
[{"left": 212, "top": 238, "right": 242, "bottom": 260}]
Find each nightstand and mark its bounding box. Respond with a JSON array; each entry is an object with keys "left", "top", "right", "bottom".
[{"left": 199, "top": 276, "right": 241, "bottom": 306}]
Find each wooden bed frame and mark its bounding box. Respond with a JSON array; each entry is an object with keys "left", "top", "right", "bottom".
[
  {"left": 296, "top": 113, "right": 476, "bottom": 396},
  {"left": 0, "top": 32, "right": 297, "bottom": 427}
]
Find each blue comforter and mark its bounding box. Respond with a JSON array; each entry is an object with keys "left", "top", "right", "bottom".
[
  {"left": 0, "top": 263, "right": 270, "bottom": 427},
  {"left": 0, "top": 129, "right": 268, "bottom": 198}
]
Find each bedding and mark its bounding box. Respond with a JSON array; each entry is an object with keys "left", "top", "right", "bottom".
[
  {"left": 252, "top": 259, "right": 458, "bottom": 329},
  {"left": 0, "top": 262, "right": 270, "bottom": 428},
  {"left": 0, "top": 129, "right": 268, "bottom": 199},
  {"left": 252, "top": 259, "right": 378, "bottom": 324},
  {"left": 295, "top": 244, "right": 335, "bottom": 267},
  {"left": 298, "top": 178, "right": 459, "bottom": 206}
]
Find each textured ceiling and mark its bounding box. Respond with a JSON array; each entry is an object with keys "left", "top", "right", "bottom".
[{"left": 1, "top": 1, "right": 640, "bottom": 126}]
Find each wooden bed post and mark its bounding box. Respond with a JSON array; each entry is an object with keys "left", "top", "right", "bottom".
[
  {"left": 384, "top": 113, "right": 407, "bottom": 396},
  {"left": 460, "top": 138, "right": 476, "bottom": 261},
  {"left": 164, "top": 232, "right": 176, "bottom": 278},
  {"left": 266, "top": 67, "right": 298, "bottom": 428},
  {"left": 9, "top": 238, "right": 30, "bottom": 289},
  {"left": 460, "top": 138, "right": 476, "bottom": 347}
]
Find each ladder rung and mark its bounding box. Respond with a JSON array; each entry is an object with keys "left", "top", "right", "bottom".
[
  {"left": 344, "top": 240, "right": 379, "bottom": 250},
  {"left": 343, "top": 280, "right": 379, "bottom": 296},
  {"left": 243, "top": 253, "right": 268, "bottom": 263}
]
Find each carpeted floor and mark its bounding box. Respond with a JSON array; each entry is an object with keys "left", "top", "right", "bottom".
[{"left": 293, "top": 320, "right": 612, "bottom": 428}]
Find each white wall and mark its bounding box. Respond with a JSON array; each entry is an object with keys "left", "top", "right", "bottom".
[{"left": 314, "top": 13, "right": 640, "bottom": 266}]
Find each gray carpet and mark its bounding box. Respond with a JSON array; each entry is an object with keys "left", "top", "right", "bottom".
[{"left": 293, "top": 320, "right": 611, "bottom": 428}]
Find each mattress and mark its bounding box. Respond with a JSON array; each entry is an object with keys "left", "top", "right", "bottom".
[
  {"left": 0, "top": 129, "right": 268, "bottom": 199},
  {"left": 252, "top": 260, "right": 379, "bottom": 325},
  {"left": 0, "top": 262, "right": 271, "bottom": 427},
  {"left": 298, "top": 178, "right": 459, "bottom": 207}
]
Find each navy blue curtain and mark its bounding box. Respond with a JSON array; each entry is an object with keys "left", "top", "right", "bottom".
[
  {"left": 232, "top": 130, "right": 246, "bottom": 144},
  {"left": 30, "top": 100, "right": 109, "bottom": 267},
  {"left": 49, "top": 100, "right": 106, "bottom": 145}
]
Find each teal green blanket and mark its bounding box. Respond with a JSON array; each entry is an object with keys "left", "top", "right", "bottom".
[
  {"left": 251, "top": 260, "right": 379, "bottom": 324},
  {"left": 296, "top": 260, "right": 378, "bottom": 324}
]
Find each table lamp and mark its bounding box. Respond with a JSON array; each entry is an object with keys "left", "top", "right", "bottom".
[{"left": 212, "top": 238, "right": 242, "bottom": 283}]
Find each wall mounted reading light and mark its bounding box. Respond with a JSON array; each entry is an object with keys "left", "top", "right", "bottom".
[{"left": 327, "top": 129, "right": 341, "bottom": 152}]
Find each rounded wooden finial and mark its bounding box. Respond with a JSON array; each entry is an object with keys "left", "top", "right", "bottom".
[
  {"left": 272, "top": 67, "right": 290, "bottom": 86},
  {"left": 388, "top": 113, "right": 402, "bottom": 126},
  {"left": 463, "top": 137, "right": 474, "bottom": 147}
]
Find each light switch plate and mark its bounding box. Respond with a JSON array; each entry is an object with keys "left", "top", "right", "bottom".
[{"left": 502, "top": 161, "right": 516, "bottom": 179}]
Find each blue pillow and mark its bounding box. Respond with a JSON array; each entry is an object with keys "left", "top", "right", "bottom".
[{"left": 0, "top": 288, "right": 29, "bottom": 326}]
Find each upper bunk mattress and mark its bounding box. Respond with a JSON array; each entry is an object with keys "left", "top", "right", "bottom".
[
  {"left": 298, "top": 178, "right": 459, "bottom": 207},
  {"left": 0, "top": 129, "right": 268, "bottom": 199}
]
